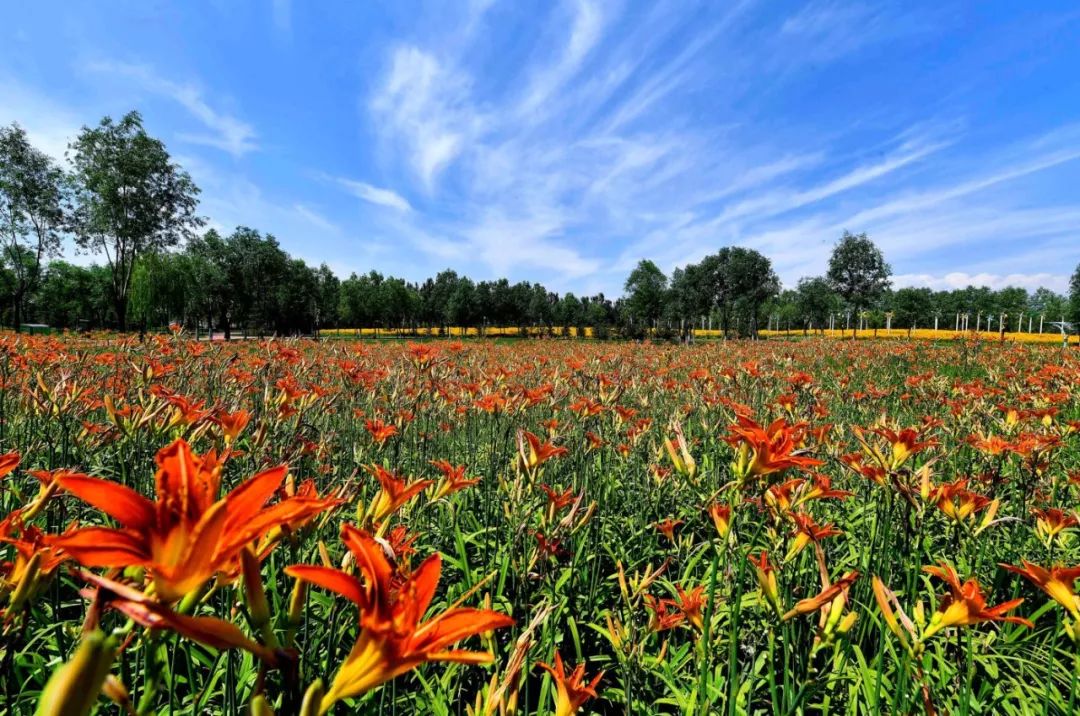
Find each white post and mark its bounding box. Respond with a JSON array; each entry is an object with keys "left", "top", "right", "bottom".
[
  {"left": 935, "top": 315, "right": 939, "bottom": 331},
  {"left": 976, "top": 312, "right": 981, "bottom": 332},
  {"left": 1039, "top": 315, "right": 1044, "bottom": 333},
  {"left": 1017, "top": 314, "right": 1023, "bottom": 332}
]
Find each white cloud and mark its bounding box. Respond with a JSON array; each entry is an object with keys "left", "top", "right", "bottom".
[
  {"left": 337, "top": 179, "right": 413, "bottom": 212},
  {"left": 85, "top": 61, "right": 258, "bottom": 157},
  {"left": 370, "top": 46, "right": 482, "bottom": 188},
  {"left": 517, "top": 0, "right": 604, "bottom": 115},
  {"left": 293, "top": 204, "right": 340, "bottom": 233},
  {"left": 0, "top": 80, "right": 80, "bottom": 163}
]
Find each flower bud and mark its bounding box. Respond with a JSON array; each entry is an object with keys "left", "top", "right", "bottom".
[{"left": 35, "top": 630, "right": 117, "bottom": 716}]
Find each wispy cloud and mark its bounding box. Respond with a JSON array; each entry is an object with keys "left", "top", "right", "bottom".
[
  {"left": 337, "top": 179, "right": 413, "bottom": 212},
  {"left": 85, "top": 60, "right": 258, "bottom": 157}
]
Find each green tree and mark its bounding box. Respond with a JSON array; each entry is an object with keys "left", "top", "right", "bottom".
[
  {"left": 890, "top": 287, "right": 934, "bottom": 331},
  {"left": 725, "top": 247, "right": 779, "bottom": 337},
  {"left": 1070, "top": 263, "right": 1080, "bottom": 326},
  {"left": 624, "top": 259, "right": 668, "bottom": 327},
  {"left": 826, "top": 231, "right": 891, "bottom": 336},
  {"left": 0, "top": 123, "right": 66, "bottom": 331},
  {"left": 794, "top": 277, "right": 839, "bottom": 334},
  {"left": 315, "top": 264, "right": 340, "bottom": 333},
  {"left": 67, "top": 111, "right": 202, "bottom": 331}
]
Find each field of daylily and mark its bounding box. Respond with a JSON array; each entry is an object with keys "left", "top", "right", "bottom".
[{"left": 1, "top": 332, "right": 1080, "bottom": 715}]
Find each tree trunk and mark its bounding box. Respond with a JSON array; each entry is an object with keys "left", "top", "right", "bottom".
[
  {"left": 12, "top": 291, "right": 22, "bottom": 333},
  {"left": 114, "top": 294, "right": 129, "bottom": 332}
]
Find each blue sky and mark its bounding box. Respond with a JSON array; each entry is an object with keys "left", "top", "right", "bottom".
[{"left": 3, "top": 1, "right": 1080, "bottom": 296}]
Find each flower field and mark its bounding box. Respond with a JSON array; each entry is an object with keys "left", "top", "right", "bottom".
[{"left": 2, "top": 332, "right": 1080, "bottom": 715}]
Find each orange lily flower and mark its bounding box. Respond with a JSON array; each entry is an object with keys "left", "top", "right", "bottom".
[
  {"left": 0, "top": 451, "right": 19, "bottom": 479},
  {"left": 214, "top": 409, "right": 250, "bottom": 444},
  {"left": 931, "top": 479, "right": 996, "bottom": 525},
  {"left": 672, "top": 585, "right": 707, "bottom": 631},
  {"left": 708, "top": 502, "right": 732, "bottom": 540},
  {"left": 429, "top": 460, "right": 479, "bottom": 500},
  {"left": 782, "top": 571, "right": 859, "bottom": 621},
  {"left": 785, "top": 513, "right": 841, "bottom": 562},
  {"left": 652, "top": 518, "right": 683, "bottom": 544},
  {"left": 77, "top": 570, "right": 277, "bottom": 664},
  {"left": 856, "top": 426, "right": 937, "bottom": 471},
  {"left": 49, "top": 438, "right": 332, "bottom": 602},
  {"left": 726, "top": 415, "right": 822, "bottom": 481},
  {"left": 365, "top": 419, "right": 398, "bottom": 445},
  {"left": 1000, "top": 561, "right": 1080, "bottom": 622},
  {"left": 365, "top": 465, "right": 432, "bottom": 524},
  {"left": 517, "top": 430, "right": 568, "bottom": 472},
  {"left": 285, "top": 524, "right": 514, "bottom": 711},
  {"left": 537, "top": 651, "right": 603, "bottom": 716},
  {"left": 922, "top": 562, "right": 1032, "bottom": 638},
  {"left": 1030, "top": 508, "right": 1078, "bottom": 547},
  {"left": 1, "top": 509, "right": 69, "bottom": 615}
]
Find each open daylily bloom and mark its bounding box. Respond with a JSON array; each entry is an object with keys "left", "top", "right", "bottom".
[
  {"left": 48, "top": 438, "right": 333, "bottom": 602},
  {"left": 652, "top": 518, "right": 683, "bottom": 544},
  {"left": 784, "top": 513, "right": 841, "bottom": 562},
  {"left": 285, "top": 524, "right": 514, "bottom": 712},
  {"left": 429, "top": 460, "right": 479, "bottom": 500},
  {"left": 213, "top": 409, "right": 250, "bottom": 444},
  {"left": 930, "top": 480, "right": 997, "bottom": 525},
  {"left": 1030, "top": 508, "right": 1078, "bottom": 547},
  {"left": 1000, "top": 561, "right": 1080, "bottom": 622},
  {"left": 855, "top": 426, "right": 936, "bottom": 472},
  {"left": 0, "top": 451, "right": 19, "bottom": 479},
  {"left": 0, "top": 509, "right": 69, "bottom": 615},
  {"left": 365, "top": 418, "right": 398, "bottom": 445},
  {"left": 365, "top": 465, "right": 432, "bottom": 524},
  {"left": 517, "top": 430, "right": 568, "bottom": 472},
  {"left": 537, "top": 651, "right": 603, "bottom": 716},
  {"left": 726, "top": 414, "right": 822, "bottom": 481},
  {"left": 922, "top": 563, "right": 1031, "bottom": 638},
  {"left": 708, "top": 502, "right": 732, "bottom": 540}
]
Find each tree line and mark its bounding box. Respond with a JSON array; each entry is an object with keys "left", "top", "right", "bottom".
[{"left": 3, "top": 113, "right": 1080, "bottom": 338}]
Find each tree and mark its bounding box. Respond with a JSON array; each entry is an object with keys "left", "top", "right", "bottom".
[
  {"left": 67, "top": 111, "right": 201, "bottom": 331},
  {"left": 826, "top": 231, "right": 891, "bottom": 336},
  {"left": 1029, "top": 288, "right": 1067, "bottom": 323},
  {"left": 794, "top": 277, "right": 839, "bottom": 334},
  {"left": 0, "top": 124, "right": 65, "bottom": 331},
  {"left": 1070, "top": 263, "right": 1080, "bottom": 326},
  {"left": 890, "top": 287, "right": 934, "bottom": 332},
  {"left": 724, "top": 247, "right": 779, "bottom": 337},
  {"left": 185, "top": 229, "right": 235, "bottom": 336},
  {"left": 35, "top": 261, "right": 114, "bottom": 329},
  {"left": 624, "top": 260, "right": 667, "bottom": 327},
  {"left": 315, "top": 264, "right": 340, "bottom": 334}
]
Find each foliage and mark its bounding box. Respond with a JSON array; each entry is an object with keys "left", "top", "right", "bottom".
[
  {"left": 827, "top": 231, "right": 892, "bottom": 331},
  {"left": 66, "top": 111, "right": 202, "bottom": 331},
  {"left": 1, "top": 333, "right": 1080, "bottom": 715},
  {"left": 0, "top": 123, "right": 65, "bottom": 331}
]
